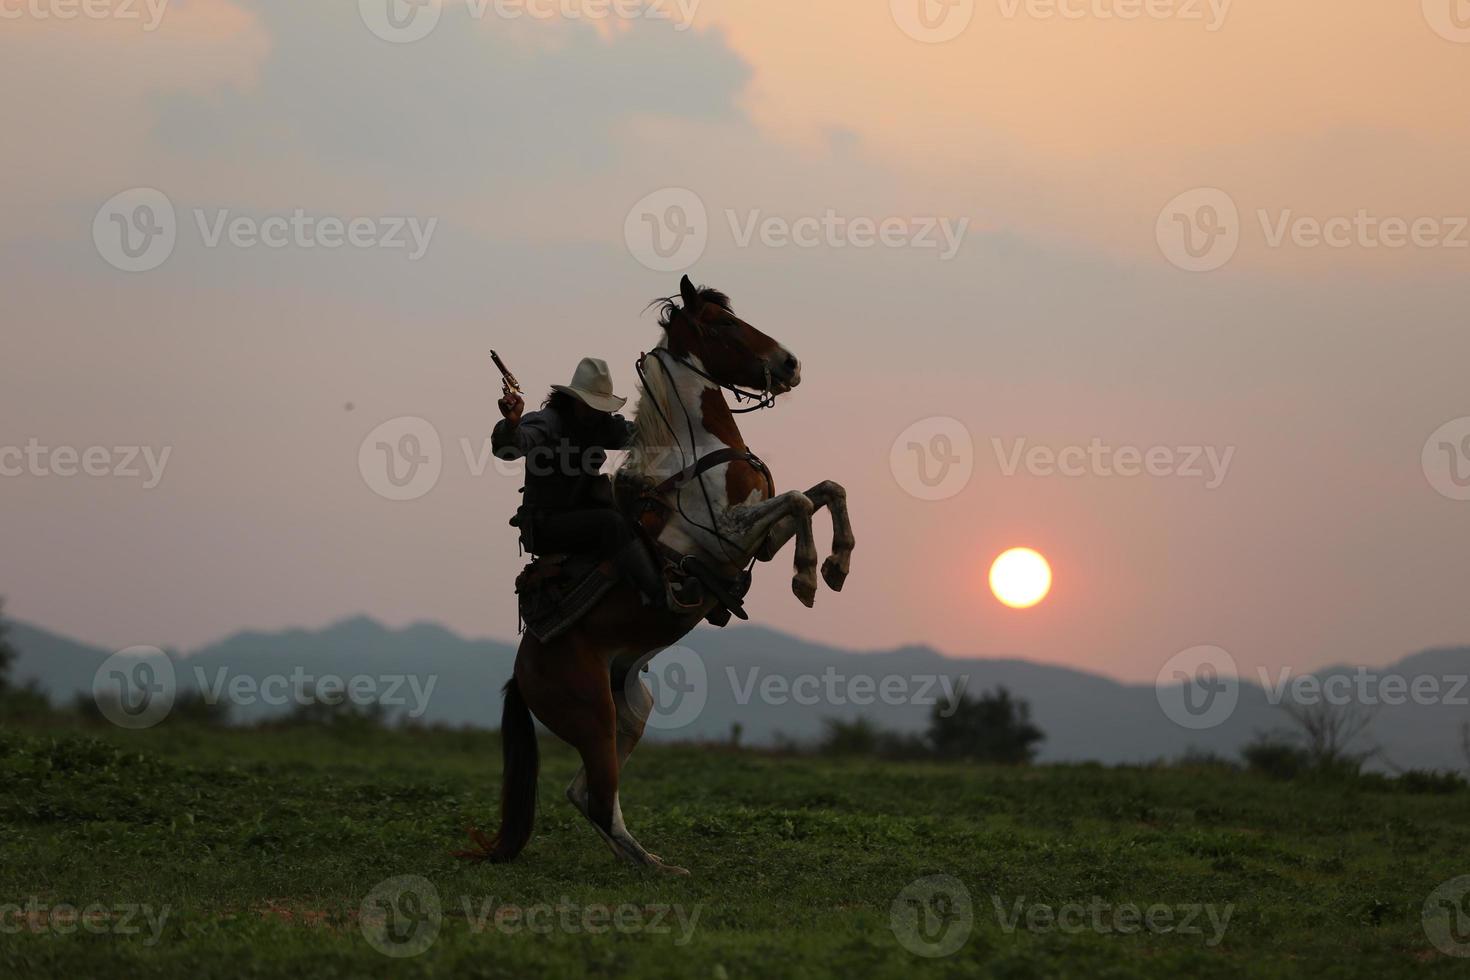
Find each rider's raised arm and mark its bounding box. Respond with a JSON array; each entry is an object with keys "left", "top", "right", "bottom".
[{"left": 492, "top": 409, "right": 556, "bottom": 461}]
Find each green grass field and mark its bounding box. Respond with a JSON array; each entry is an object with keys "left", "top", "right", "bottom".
[{"left": 2, "top": 722, "right": 1468, "bottom": 978}]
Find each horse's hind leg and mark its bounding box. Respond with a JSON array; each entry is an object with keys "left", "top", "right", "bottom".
[{"left": 566, "top": 661, "right": 687, "bottom": 874}]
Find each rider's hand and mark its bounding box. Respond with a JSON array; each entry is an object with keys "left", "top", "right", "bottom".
[{"left": 498, "top": 392, "right": 524, "bottom": 425}]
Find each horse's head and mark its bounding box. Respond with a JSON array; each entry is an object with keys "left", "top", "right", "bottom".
[{"left": 657, "top": 275, "right": 801, "bottom": 396}]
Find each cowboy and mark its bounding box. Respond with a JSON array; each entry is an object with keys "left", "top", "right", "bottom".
[{"left": 494, "top": 357, "right": 674, "bottom": 610}]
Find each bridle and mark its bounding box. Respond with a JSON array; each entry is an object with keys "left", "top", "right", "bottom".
[{"left": 656, "top": 303, "right": 781, "bottom": 413}]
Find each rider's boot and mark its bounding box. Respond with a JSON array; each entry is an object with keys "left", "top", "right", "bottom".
[{"left": 613, "top": 541, "right": 684, "bottom": 611}]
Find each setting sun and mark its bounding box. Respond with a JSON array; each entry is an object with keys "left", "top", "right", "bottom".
[{"left": 989, "top": 548, "right": 1053, "bottom": 609}]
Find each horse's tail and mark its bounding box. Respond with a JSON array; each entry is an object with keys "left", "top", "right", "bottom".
[{"left": 474, "top": 678, "right": 539, "bottom": 863}]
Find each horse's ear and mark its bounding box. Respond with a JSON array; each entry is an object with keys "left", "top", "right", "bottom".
[{"left": 679, "top": 274, "right": 700, "bottom": 311}]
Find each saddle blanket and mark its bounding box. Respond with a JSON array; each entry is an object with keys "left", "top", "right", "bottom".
[{"left": 515, "top": 554, "right": 617, "bottom": 643}]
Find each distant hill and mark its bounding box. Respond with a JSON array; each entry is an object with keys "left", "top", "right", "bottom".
[{"left": 8, "top": 618, "right": 1469, "bottom": 771}]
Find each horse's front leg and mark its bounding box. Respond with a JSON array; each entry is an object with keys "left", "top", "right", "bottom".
[
  {"left": 806, "top": 481, "right": 853, "bottom": 592},
  {"left": 751, "top": 481, "right": 854, "bottom": 593},
  {"left": 723, "top": 490, "right": 819, "bottom": 607}
]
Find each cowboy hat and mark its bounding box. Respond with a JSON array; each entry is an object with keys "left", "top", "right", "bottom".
[{"left": 551, "top": 357, "right": 627, "bottom": 413}]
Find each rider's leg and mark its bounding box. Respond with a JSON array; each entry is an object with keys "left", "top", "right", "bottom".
[{"left": 536, "top": 510, "right": 670, "bottom": 609}]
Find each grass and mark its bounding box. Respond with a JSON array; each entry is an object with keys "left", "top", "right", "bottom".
[{"left": 1, "top": 721, "right": 1467, "bottom": 978}]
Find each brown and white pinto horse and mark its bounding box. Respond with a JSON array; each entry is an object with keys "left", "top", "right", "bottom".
[{"left": 459, "top": 275, "right": 855, "bottom": 874}]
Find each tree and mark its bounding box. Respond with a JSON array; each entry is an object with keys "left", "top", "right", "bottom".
[
  {"left": 927, "top": 686, "right": 1045, "bottom": 765},
  {"left": 0, "top": 598, "right": 17, "bottom": 693},
  {"left": 1278, "top": 698, "right": 1378, "bottom": 776}
]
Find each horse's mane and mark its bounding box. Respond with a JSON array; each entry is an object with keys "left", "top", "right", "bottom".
[{"left": 621, "top": 286, "right": 734, "bottom": 479}]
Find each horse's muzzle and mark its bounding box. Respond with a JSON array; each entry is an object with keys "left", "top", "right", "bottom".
[{"left": 770, "top": 351, "right": 801, "bottom": 392}]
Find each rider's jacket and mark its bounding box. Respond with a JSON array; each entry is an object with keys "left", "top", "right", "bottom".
[{"left": 491, "top": 404, "right": 637, "bottom": 512}]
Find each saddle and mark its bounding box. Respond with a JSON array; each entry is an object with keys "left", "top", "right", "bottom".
[
  {"left": 515, "top": 552, "right": 618, "bottom": 643},
  {"left": 512, "top": 474, "right": 756, "bottom": 641}
]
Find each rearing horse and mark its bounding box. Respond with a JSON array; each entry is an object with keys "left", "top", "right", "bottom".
[{"left": 460, "top": 276, "right": 855, "bottom": 874}]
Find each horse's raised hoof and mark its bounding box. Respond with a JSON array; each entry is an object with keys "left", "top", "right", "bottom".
[
  {"left": 821, "top": 556, "right": 849, "bottom": 592},
  {"left": 792, "top": 575, "right": 817, "bottom": 608}
]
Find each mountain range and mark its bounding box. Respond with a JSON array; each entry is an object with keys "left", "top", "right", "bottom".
[{"left": 8, "top": 617, "right": 1469, "bottom": 771}]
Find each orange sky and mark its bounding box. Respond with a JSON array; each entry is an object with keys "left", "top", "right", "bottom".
[{"left": 2, "top": 0, "right": 1469, "bottom": 680}]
